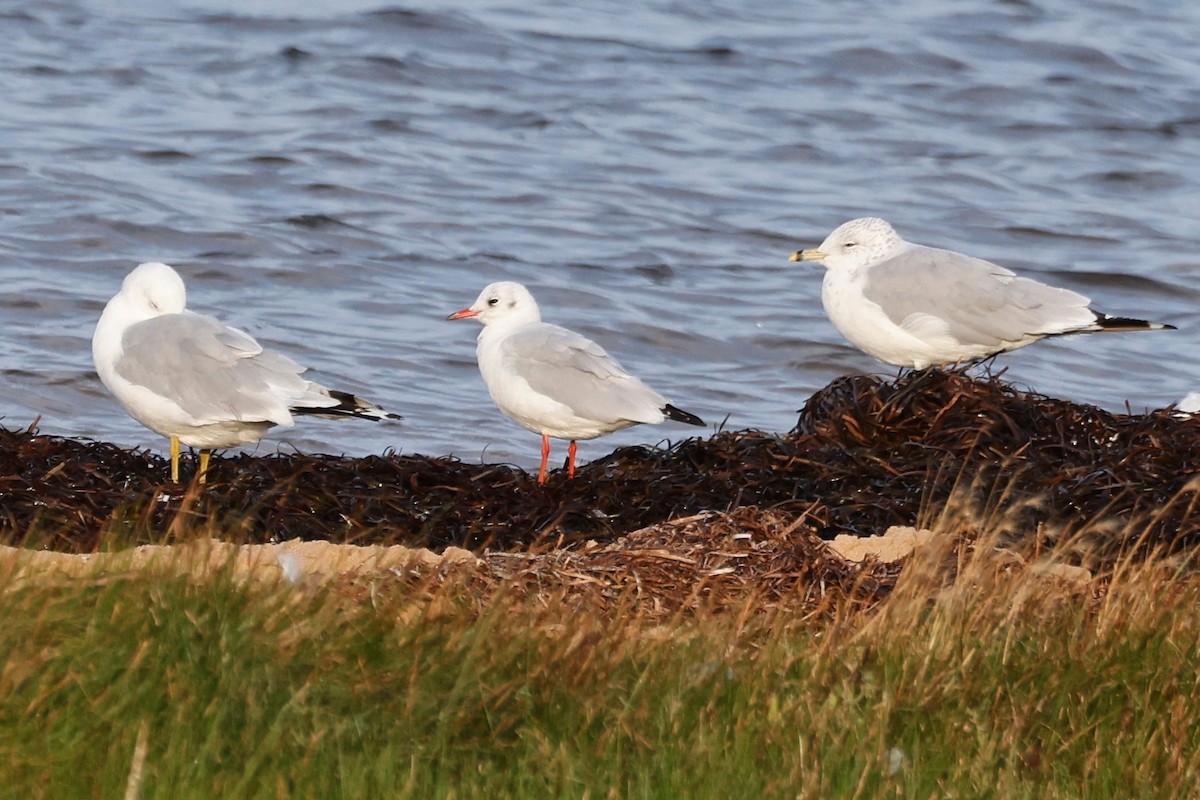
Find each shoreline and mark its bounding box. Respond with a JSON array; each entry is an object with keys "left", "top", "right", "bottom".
[{"left": 2, "top": 370, "right": 1198, "bottom": 563}]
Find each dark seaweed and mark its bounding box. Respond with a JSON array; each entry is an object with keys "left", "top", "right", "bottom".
[{"left": 3, "top": 371, "right": 1198, "bottom": 554}]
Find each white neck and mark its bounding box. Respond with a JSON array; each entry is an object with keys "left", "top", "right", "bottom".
[{"left": 92, "top": 293, "right": 149, "bottom": 382}]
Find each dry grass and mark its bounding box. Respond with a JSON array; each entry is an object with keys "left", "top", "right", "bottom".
[
  {"left": 3, "top": 369, "right": 1199, "bottom": 796},
  {"left": 0, "top": 491, "right": 1197, "bottom": 798}
]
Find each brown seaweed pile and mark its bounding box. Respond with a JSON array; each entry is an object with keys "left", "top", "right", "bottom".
[
  {"left": 2, "top": 370, "right": 1199, "bottom": 554},
  {"left": 476, "top": 507, "right": 904, "bottom": 617},
  {"left": 0, "top": 509, "right": 911, "bottom": 620}
]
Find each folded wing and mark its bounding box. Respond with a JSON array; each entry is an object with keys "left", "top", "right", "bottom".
[
  {"left": 863, "top": 245, "right": 1097, "bottom": 347},
  {"left": 500, "top": 324, "right": 667, "bottom": 425},
  {"left": 115, "top": 310, "right": 339, "bottom": 426}
]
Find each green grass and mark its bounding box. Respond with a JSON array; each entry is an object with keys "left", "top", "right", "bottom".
[{"left": 0, "top": 541, "right": 1198, "bottom": 799}]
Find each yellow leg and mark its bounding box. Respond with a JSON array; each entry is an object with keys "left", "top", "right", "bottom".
[
  {"left": 170, "top": 436, "right": 181, "bottom": 483},
  {"left": 198, "top": 450, "right": 211, "bottom": 485}
]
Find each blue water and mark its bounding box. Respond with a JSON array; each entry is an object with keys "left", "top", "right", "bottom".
[{"left": 3, "top": 0, "right": 1199, "bottom": 472}]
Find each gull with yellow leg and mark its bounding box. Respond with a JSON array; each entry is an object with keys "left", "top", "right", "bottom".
[
  {"left": 790, "top": 217, "right": 1173, "bottom": 369},
  {"left": 92, "top": 262, "right": 399, "bottom": 484}
]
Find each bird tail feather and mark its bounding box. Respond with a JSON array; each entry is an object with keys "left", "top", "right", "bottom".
[
  {"left": 1092, "top": 312, "right": 1175, "bottom": 332},
  {"left": 662, "top": 404, "right": 705, "bottom": 426},
  {"left": 293, "top": 389, "right": 401, "bottom": 421}
]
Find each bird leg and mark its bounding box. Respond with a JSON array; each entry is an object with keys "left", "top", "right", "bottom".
[
  {"left": 170, "top": 436, "right": 181, "bottom": 483},
  {"left": 538, "top": 433, "right": 551, "bottom": 484},
  {"left": 198, "top": 449, "right": 211, "bottom": 485},
  {"left": 567, "top": 440, "right": 578, "bottom": 478}
]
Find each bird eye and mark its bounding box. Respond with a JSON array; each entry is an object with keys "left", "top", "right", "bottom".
[
  {"left": 487, "top": 297, "right": 499, "bottom": 306},
  {"left": 844, "top": 241, "right": 857, "bottom": 249}
]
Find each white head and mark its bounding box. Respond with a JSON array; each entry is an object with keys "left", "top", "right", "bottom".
[
  {"left": 116, "top": 261, "right": 187, "bottom": 321},
  {"left": 790, "top": 217, "right": 905, "bottom": 271},
  {"left": 93, "top": 261, "right": 188, "bottom": 375},
  {"left": 447, "top": 281, "right": 541, "bottom": 327}
]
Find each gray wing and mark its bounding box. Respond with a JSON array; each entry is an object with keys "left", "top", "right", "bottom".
[
  {"left": 114, "top": 310, "right": 321, "bottom": 424},
  {"left": 862, "top": 245, "right": 1096, "bottom": 346},
  {"left": 501, "top": 323, "right": 666, "bottom": 424}
]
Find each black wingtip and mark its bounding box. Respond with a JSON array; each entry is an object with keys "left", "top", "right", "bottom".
[
  {"left": 294, "top": 389, "right": 402, "bottom": 422},
  {"left": 662, "top": 403, "right": 705, "bottom": 427},
  {"left": 1094, "top": 313, "right": 1175, "bottom": 332}
]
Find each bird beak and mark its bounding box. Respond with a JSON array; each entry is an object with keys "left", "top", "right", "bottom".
[
  {"left": 789, "top": 248, "right": 826, "bottom": 262},
  {"left": 446, "top": 307, "right": 479, "bottom": 320}
]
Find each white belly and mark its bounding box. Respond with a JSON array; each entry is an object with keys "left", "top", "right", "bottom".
[
  {"left": 821, "top": 269, "right": 984, "bottom": 369},
  {"left": 476, "top": 336, "right": 634, "bottom": 441}
]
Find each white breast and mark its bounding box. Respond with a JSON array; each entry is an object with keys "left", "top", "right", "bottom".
[{"left": 821, "top": 268, "right": 954, "bottom": 369}]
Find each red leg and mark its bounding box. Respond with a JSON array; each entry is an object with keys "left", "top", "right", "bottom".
[
  {"left": 538, "top": 433, "right": 550, "bottom": 484},
  {"left": 567, "top": 440, "right": 578, "bottom": 478}
]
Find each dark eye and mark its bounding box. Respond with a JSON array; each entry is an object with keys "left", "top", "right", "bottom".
[
  {"left": 843, "top": 241, "right": 857, "bottom": 249},
  {"left": 487, "top": 297, "right": 499, "bottom": 306}
]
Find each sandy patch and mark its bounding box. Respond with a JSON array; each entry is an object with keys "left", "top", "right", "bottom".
[
  {"left": 828, "top": 526, "right": 942, "bottom": 563},
  {"left": 0, "top": 538, "right": 478, "bottom": 585}
]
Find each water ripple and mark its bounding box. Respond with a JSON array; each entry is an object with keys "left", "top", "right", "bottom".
[{"left": 1, "top": 0, "right": 1198, "bottom": 470}]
